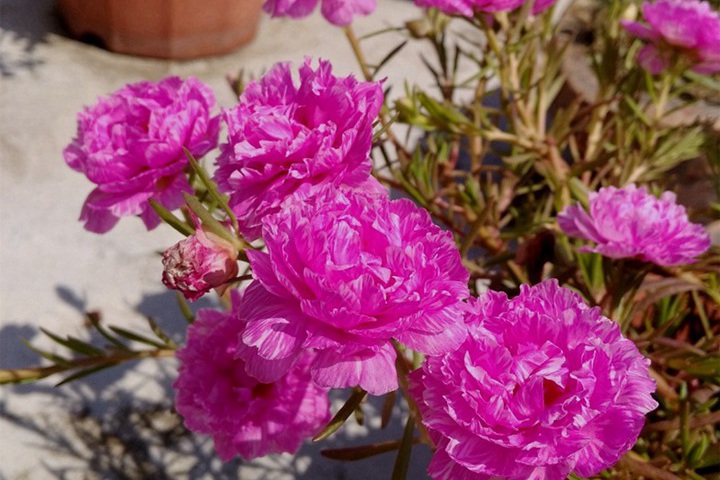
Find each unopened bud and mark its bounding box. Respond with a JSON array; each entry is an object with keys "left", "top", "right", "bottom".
[
  {"left": 406, "top": 18, "right": 433, "bottom": 39},
  {"left": 162, "top": 229, "right": 239, "bottom": 301}
]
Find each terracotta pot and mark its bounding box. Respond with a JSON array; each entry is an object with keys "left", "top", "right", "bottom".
[{"left": 57, "top": 0, "right": 264, "bottom": 60}]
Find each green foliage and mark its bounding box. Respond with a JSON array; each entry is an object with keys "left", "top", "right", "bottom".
[
  {"left": 0, "top": 311, "right": 177, "bottom": 386},
  {"left": 365, "top": 1, "right": 720, "bottom": 477}
]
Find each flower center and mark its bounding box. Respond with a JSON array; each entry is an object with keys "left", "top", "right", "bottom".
[
  {"left": 156, "top": 174, "right": 174, "bottom": 191},
  {"left": 252, "top": 382, "right": 275, "bottom": 398},
  {"left": 543, "top": 378, "right": 565, "bottom": 407}
]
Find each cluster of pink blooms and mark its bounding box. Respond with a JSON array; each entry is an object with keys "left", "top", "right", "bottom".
[
  {"left": 410, "top": 280, "right": 659, "bottom": 480},
  {"left": 167, "top": 59, "right": 472, "bottom": 457},
  {"left": 173, "top": 291, "right": 331, "bottom": 460},
  {"left": 263, "top": 0, "right": 376, "bottom": 25},
  {"left": 63, "top": 4, "right": 668, "bottom": 471},
  {"left": 558, "top": 184, "right": 710, "bottom": 266},
  {"left": 414, "top": 0, "right": 556, "bottom": 16},
  {"left": 622, "top": 0, "right": 720, "bottom": 75},
  {"left": 64, "top": 77, "right": 220, "bottom": 233},
  {"left": 64, "top": 61, "right": 664, "bottom": 469},
  {"left": 214, "top": 59, "right": 384, "bottom": 240}
]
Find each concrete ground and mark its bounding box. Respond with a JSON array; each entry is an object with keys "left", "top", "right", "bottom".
[{"left": 0, "top": 1, "right": 436, "bottom": 478}]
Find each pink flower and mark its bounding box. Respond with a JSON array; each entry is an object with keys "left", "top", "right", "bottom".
[
  {"left": 414, "top": 0, "right": 555, "bottom": 16},
  {"left": 173, "top": 291, "right": 331, "bottom": 461},
  {"left": 237, "top": 185, "right": 470, "bottom": 395},
  {"left": 162, "top": 228, "right": 239, "bottom": 301},
  {"left": 64, "top": 77, "right": 221, "bottom": 233},
  {"left": 409, "top": 280, "right": 658, "bottom": 480},
  {"left": 214, "top": 59, "right": 383, "bottom": 240},
  {"left": 263, "top": 0, "right": 376, "bottom": 26},
  {"left": 621, "top": 0, "right": 720, "bottom": 74},
  {"left": 558, "top": 184, "right": 710, "bottom": 266}
]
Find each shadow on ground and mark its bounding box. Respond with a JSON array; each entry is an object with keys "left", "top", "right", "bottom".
[
  {"left": 0, "top": 0, "right": 60, "bottom": 77},
  {"left": 0, "top": 288, "right": 431, "bottom": 480}
]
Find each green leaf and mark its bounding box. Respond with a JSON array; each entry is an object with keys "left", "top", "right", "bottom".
[
  {"left": 146, "top": 317, "right": 177, "bottom": 348},
  {"left": 21, "top": 339, "right": 70, "bottom": 366},
  {"left": 358, "top": 26, "right": 403, "bottom": 41},
  {"left": 670, "top": 356, "right": 720, "bottom": 381},
  {"left": 373, "top": 41, "right": 408, "bottom": 77},
  {"left": 381, "top": 390, "right": 397, "bottom": 429},
  {"left": 86, "top": 312, "right": 128, "bottom": 350},
  {"left": 313, "top": 388, "right": 367, "bottom": 442},
  {"left": 354, "top": 400, "right": 365, "bottom": 426},
  {"left": 567, "top": 177, "right": 589, "bottom": 207},
  {"left": 684, "top": 70, "right": 720, "bottom": 91},
  {"left": 55, "top": 364, "right": 118, "bottom": 387},
  {"left": 149, "top": 199, "right": 194, "bottom": 237},
  {"left": 39, "top": 328, "right": 104, "bottom": 357},
  {"left": 686, "top": 434, "right": 710, "bottom": 468},
  {"left": 420, "top": 55, "right": 441, "bottom": 85},
  {"left": 576, "top": 252, "right": 604, "bottom": 297},
  {"left": 108, "top": 326, "right": 167, "bottom": 349},
  {"left": 183, "top": 148, "right": 239, "bottom": 234},
  {"left": 373, "top": 113, "right": 399, "bottom": 143},
  {"left": 176, "top": 293, "right": 195, "bottom": 324},
  {"left": 691, "top": 290, "right": 714, "bottom": 340},
  {"left": 321, "top": 438, "right": 414, "bottom": 461},
  {"left": 696, "top": 439, "right": 720, "bottom": 469},
  {"left": 622, "top": 96, "right": 652, "bottom": 127},
  {"left": 417, "top": 92, "right": 469, "bottom": 132},
  {"left": 182, "top": 194, "right": 242, "bottom": 251}
]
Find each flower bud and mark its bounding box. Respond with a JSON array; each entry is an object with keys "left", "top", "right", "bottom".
[
  {"left": 162, "top": 229, "right": 239, "bottom": 301},
  {"left": 406, "top": 18, "right": 433, "bottom": 39}
]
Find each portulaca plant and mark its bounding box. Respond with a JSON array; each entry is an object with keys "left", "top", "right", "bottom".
[{"left": 2, "top": 0, "right": 719, "bottom": 479}]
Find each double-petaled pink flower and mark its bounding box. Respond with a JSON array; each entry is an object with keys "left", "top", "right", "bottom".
[
  {"left": 161, "top": 226, "right": 239, "bottom": 301},
  {"left": 214, "top": 59, "right": 384, "bottom": 240},
  {"left": 414, "top": 0, "right": 556, "bottom": 16},
  {"left": 558, "top": 184, "right": 710, "bottom": 266},
  {"left": 173, "top": 292, "right": 331, "bottom": 461},
  {"left": 235, "top": 185, "right": 469, "bottom": 395},
  {"left": 263, "top": 0, "right": 376, "bottom": 26},
  {"left": 410, "top": 280, "right": 658, "bottom": 480},
  {"left": 64, "top": 77, "right": 220, "bottom": 233},
  {"left": 622, "top": 0, "right": 720, "bottom": 74}
]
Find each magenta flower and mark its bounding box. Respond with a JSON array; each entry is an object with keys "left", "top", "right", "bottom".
[
  {"left": 214, "top": 59, "right": 384, "bottom": 240},
  {"left": 558, "top": 184, "right": 710, "bottom": 266},
  {"left": 409, "top": 280, "right": 658, "bottom": 480},
  {"left": 64, "top": 77, "right": 221, "bottom": 233},
  {"left": 414, "top": 0, "right": 555, "bottom": 16},
  {"left": 236, "top": 185, "right": 470, "bottom": 395},
  {"left": 263, "top": 0, "right": 376, "bottom": 26},
  {"left": 162, "top": 227, "right": 239, "bottom": 301},
  {"left": 173, "top": 292, "right": 331, "bottom": 461},
  {"left": 621, "top": 0, "right": 720, "bottom": 74}
]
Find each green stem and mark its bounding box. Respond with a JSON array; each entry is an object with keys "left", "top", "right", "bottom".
[
  {"left": 0, "top": 348, "right": 176, "bottom": 385},
  {"left": 392, "top": 341, "right": 433, "bottom": 447},
  {"left": 343, "top": 25, "right": 374, "bottom": 82},
  {"left": 653, "top": 71, "right": 674, "bottom": 127},
  {"left": 602, "top": 259, "right": 650, "bottom": 331},
  {"left": 646, "top": 70, "right": 675, "bottom": 152},
  {"left": 343, "top": 25, "right": 410, "bottom": 167}
]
